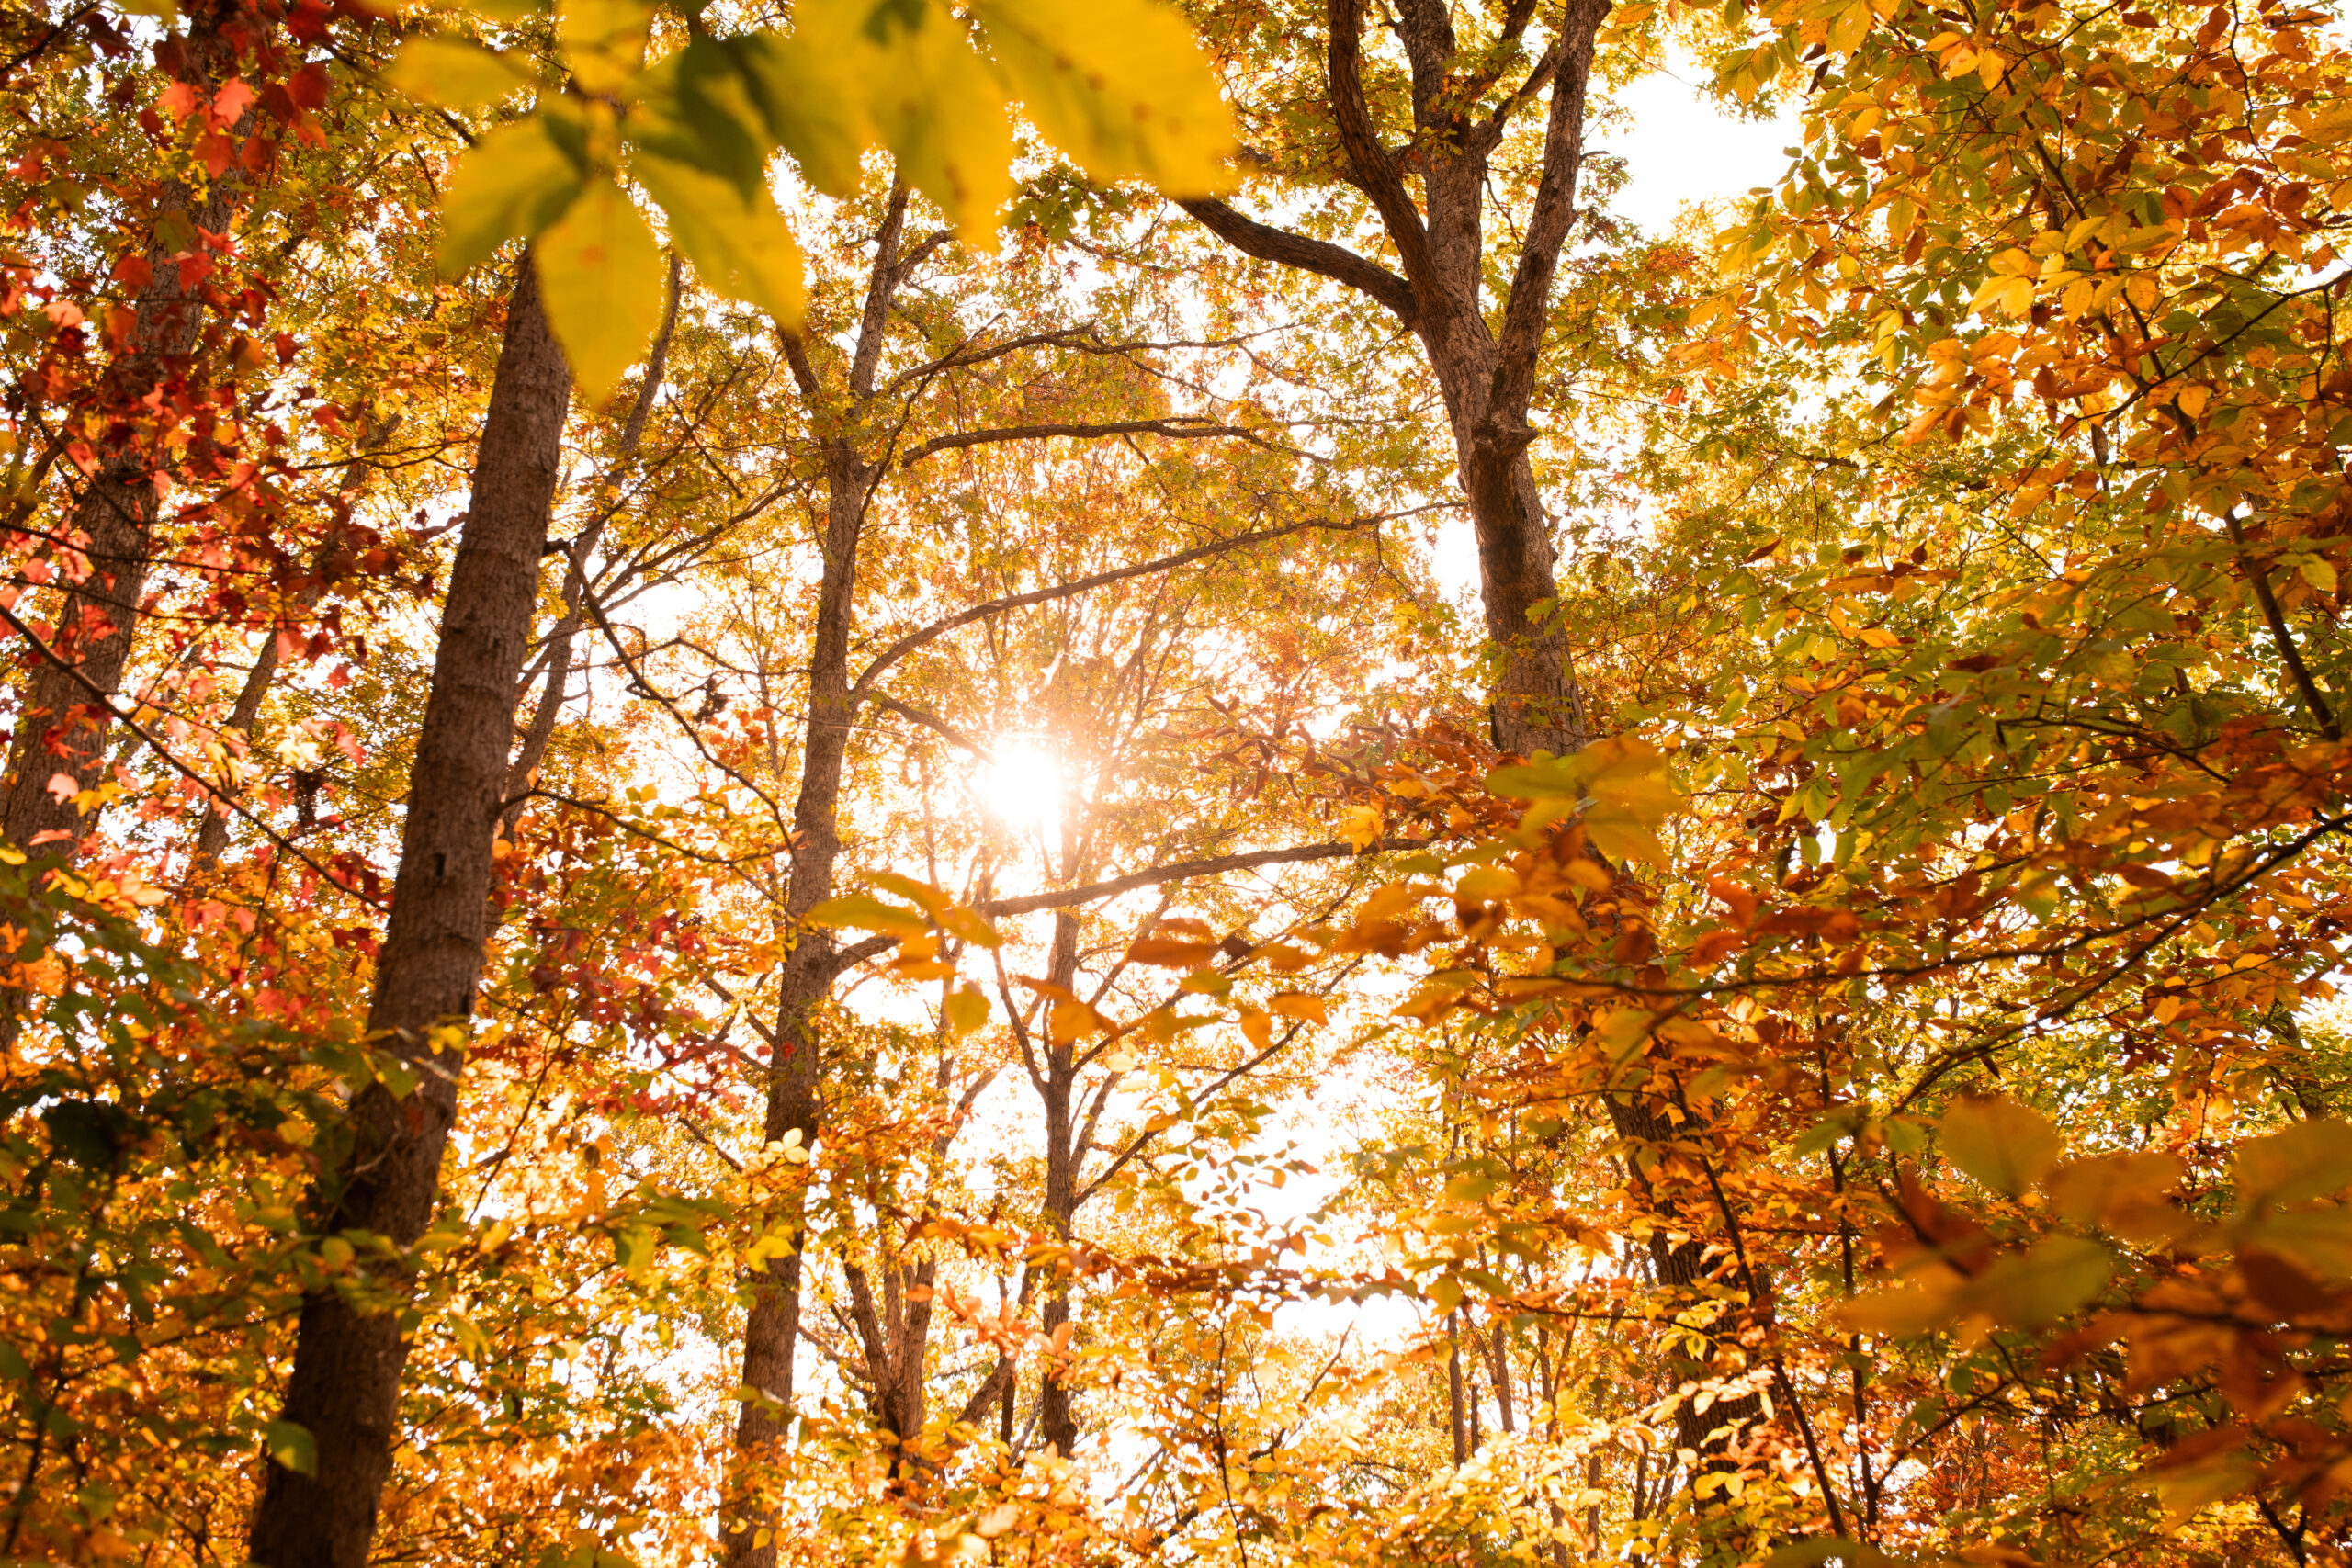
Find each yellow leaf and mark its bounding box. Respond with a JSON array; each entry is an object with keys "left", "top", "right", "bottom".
[
  {"left": 944, "top": 984, "right": 990, "bottom": 1035},
  {"left": 534, "top": 178, "right": 665, "bottom": 402},
  {"left": 1939, "top": 1094, "right": 2061, "bottom": 1197},
  {"left": 804, "top": 893, "right": 928, "bottom": 939},
  {"left": 974, "top": 0, "right": 1238, "bottom": 195},
  {"left": 844, "top": 0, "right": 1013, "bottom": 243},
  {"left": 556, "top": 0, "right": 651, "bottom": 95},
  {"left": 1239, "top": 1007, "right": 1272, "bottom": 1048},
  {"left": 437, "top": 115, "right": 585, "bottom": 276},
  {"left": 1338, "top": 803, "right": 1383, "bottom": 852},
  {"left": 387, "top": 37, "right": 532, "bottom": 110},
  {"left": 1048, "top": 999, "right": 1099, "bottom": 1043},
  {"left": 1265, "top": 993, "right": 1328, "bottom": 1024}
]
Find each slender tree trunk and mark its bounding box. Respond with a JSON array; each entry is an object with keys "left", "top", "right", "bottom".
[
  {"left": 504, "top": 252, "right": 683, "bottom": 828},
  {"left": 2, "top": 67, "right": 248, "bottom": 854},
  {"left": 1035, "top": 908, "right": 1081, "bottom": 1456},
  {"left": 718, "top": 188, "right": 907, "bottom": 1568},
  {"left": 247, "top": 254, "right": 571, "bottom": 1568}
]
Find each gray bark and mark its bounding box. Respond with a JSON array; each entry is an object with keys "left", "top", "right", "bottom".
[
  {"left": 247, "top": 254, "right": 573, "bottom": 1568},
  {"left": 719, "top": 186, "right": 909, "bottom": 1568}
]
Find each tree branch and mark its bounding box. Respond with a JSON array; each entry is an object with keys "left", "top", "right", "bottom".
[
  {"left": 848, "top": 513, "right": 1376, "bottom": 700},
  {"left": 900, "top": 419, "right": 1267, "bottom": 468},
  {"left": 977, "top": 836, "right": 1423, "bottom": 918},
  {"left": 1177, "top": 199, "right": 1417, "bottom": 323}
]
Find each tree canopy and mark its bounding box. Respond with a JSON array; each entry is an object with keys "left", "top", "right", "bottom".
[{"left": 3, "top": 0, "right": 2351, "bottom": 1563}]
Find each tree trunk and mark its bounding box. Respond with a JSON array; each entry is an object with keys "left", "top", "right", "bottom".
[
  {"left": 2, "top": 83, "right": 247, "bottom": 855},
  {"left": 718, "top": 186, "right": 907, "bottom": 1568},
  {"left": 1035, "top": 907, "right": 1083, "bottom": 1456},
  {"left": 247, "top": 253, "right": 571, "bottom": 1568}
]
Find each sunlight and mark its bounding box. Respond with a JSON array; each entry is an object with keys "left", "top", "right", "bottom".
[{"left": 975, "top": 734, "right": 1067, "bottom": 838}]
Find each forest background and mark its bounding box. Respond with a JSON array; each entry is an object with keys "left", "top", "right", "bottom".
[{"left": 3, "top": 0, "right": 2351, "bottom": 1564}]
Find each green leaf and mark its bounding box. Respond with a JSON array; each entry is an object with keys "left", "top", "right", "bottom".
[
  {"left": 386, "top": 37, "right": 532, "bottom": 110},
  {"left": 629, "top": 153, "right": 805, "bottom": 326},
  {"left": 731, "top": 34, "right": 874, "bottom": 197},
  {"left": 556, "top": 0, "right": 652, "bottom": 96},
  {"left": 533, "top": 177, "right": 665, "bottom": 403},
  {"left": 1939, "top": 1094, "right": 2061, "bottom": 1197},
  {"left": 973, "top": 0, "right": 1236, "bottom": 193},
  {"left": 2235, "top": 1118, "right": 2352, "bottom": 1211},
  {"left": 437, "top": 115, "right": 586, "bottom": 276},
  {"left": 265, "top": 1419, "right": 318, "bottom": 1476},
  {"left": 853, "top": 0, "right": 1014, "bottom": 241}
]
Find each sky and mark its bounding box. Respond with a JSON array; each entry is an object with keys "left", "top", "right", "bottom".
[{"left": 1603, "top": 55, "right": 1803, "bottom": 237}]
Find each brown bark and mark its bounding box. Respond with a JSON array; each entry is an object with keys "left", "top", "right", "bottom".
[
  {"left": 1035, "top": 908, "right": 1082, "bottom": 1456},
  {"left": 247, "top": 254, "right": 572, "bottom": 1568},
  {"left": 1180, "top": 0, "right": 1609, "bottom": 754}
]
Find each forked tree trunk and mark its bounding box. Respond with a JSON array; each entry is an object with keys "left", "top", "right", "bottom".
[
  {"left": 247, "top": 254, "right": 571, "bottom": 1568},
  {"left": 1182, "top": 0, "right": 1768, "bottom": 1476}
]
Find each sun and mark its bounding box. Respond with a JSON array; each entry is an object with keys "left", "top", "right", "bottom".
[{"left": 975, "top": 735, "right": 1066, "bottom": 837}]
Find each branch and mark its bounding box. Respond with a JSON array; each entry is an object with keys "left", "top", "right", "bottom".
[
  {"left": 1487, "top": 0, "right": 1610, "bottom": 429},
  {"left": 978, "top": 836, "right": 1423, "bottom": 918},
  {"left": 849, "top": 514, "right": 1375, "bottom": 699},
  {"left": 1177, "top": 199, "right": 1417, "bottom": 324},
  {"left": 900, "top": 419, "right": 1268, "bottom": 468},
  {"left": 0, "top": 601, "right": 381, "bottom": 904},
  {"left": 1327, "top": 0, "right": 1436, "bottom": 286}
]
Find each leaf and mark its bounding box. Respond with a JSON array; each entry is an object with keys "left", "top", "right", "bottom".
[
  {"left": 804, "top": 893, "right": 928, "bottom": 939},
  {"left": 1488, "top": 738, "right": 1682, "bottom": 865},
  {"left": 265, "top": 1419, "right": 318, "bottom": 1476},
  {"left": 386, "top": 37, "right": 532, "bottom": 110},
  {"left": 731, "top": 33, "right": 874, "bottom": 197},
  {"left": 1048, "top": 999, "right": 1098, "bottom": 1042},
  {"left": 437, "top": 115, "right": 586, "bottom": 276},
  {"left": 2241, "top": 1207, "right": 2352, "bottom": 1281},
  {"left": 2047, "top": 1150, "right": 2186, "bottom": 1243},
  {"left": 1265, "top": 992, "right": 1328, "bottom": 1024},
  {"left": 973, "top": 0, "right": 1237, "bottom": 194},
  {"left": 533, "top": 178, "right": 666, "bottom": 402},
  {"left": 852, "top": 0, "right": 1014, "bottom": 242},
  {"left": 1939, "top": 1094, "right": 2062, "bottom": 1198},
  {"left": 1966, "top": 1234, "right": 2111, "bottom": 1327},
  {"left": 944, "top": 986, "right": 990, "bottom": 1037},
  {"left": 2235, "top": 1119, "right": 2352, "bottom": 1211},
  {"left": 556, "top": 0, "right": 652, "bottom": 95}
]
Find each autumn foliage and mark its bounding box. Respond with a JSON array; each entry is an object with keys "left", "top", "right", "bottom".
[{"left": 3, "top": 0, "right": 2352, "bottom": 1564}]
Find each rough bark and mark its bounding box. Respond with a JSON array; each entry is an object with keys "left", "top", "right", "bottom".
[
  {"left": 247, "top": 254, "right": 572, "bottom": 1568},
  {"left": 1035, "top": 908, "right": 1083, "bottom": 1456},
  {"left": 718, "top": 186, "right": 907, "bottom": 1568},
  {"left": 1182, "top": 0, "right": 1608, "bottom": 755}
]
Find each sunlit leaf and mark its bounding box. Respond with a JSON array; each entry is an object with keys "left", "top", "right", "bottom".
[
  {"left": 386, "top": 37, "right": 533, "bottom": 110},
  {"left": 437, "top": 115, "right": 585, "bottom": 276},
  {"left": 974, "top": 0, "right": 1236, "bottom": 194},
  {"left": 532, "top": 178, "right": 664, "bottom": 402},
  {"left": 1939, "top": 1094, "right": 2061, "bottom": 1198}
]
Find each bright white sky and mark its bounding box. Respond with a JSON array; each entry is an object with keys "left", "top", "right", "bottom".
[{"left": 1605, "top": 58, "right": 1801, "bottom": 236}]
